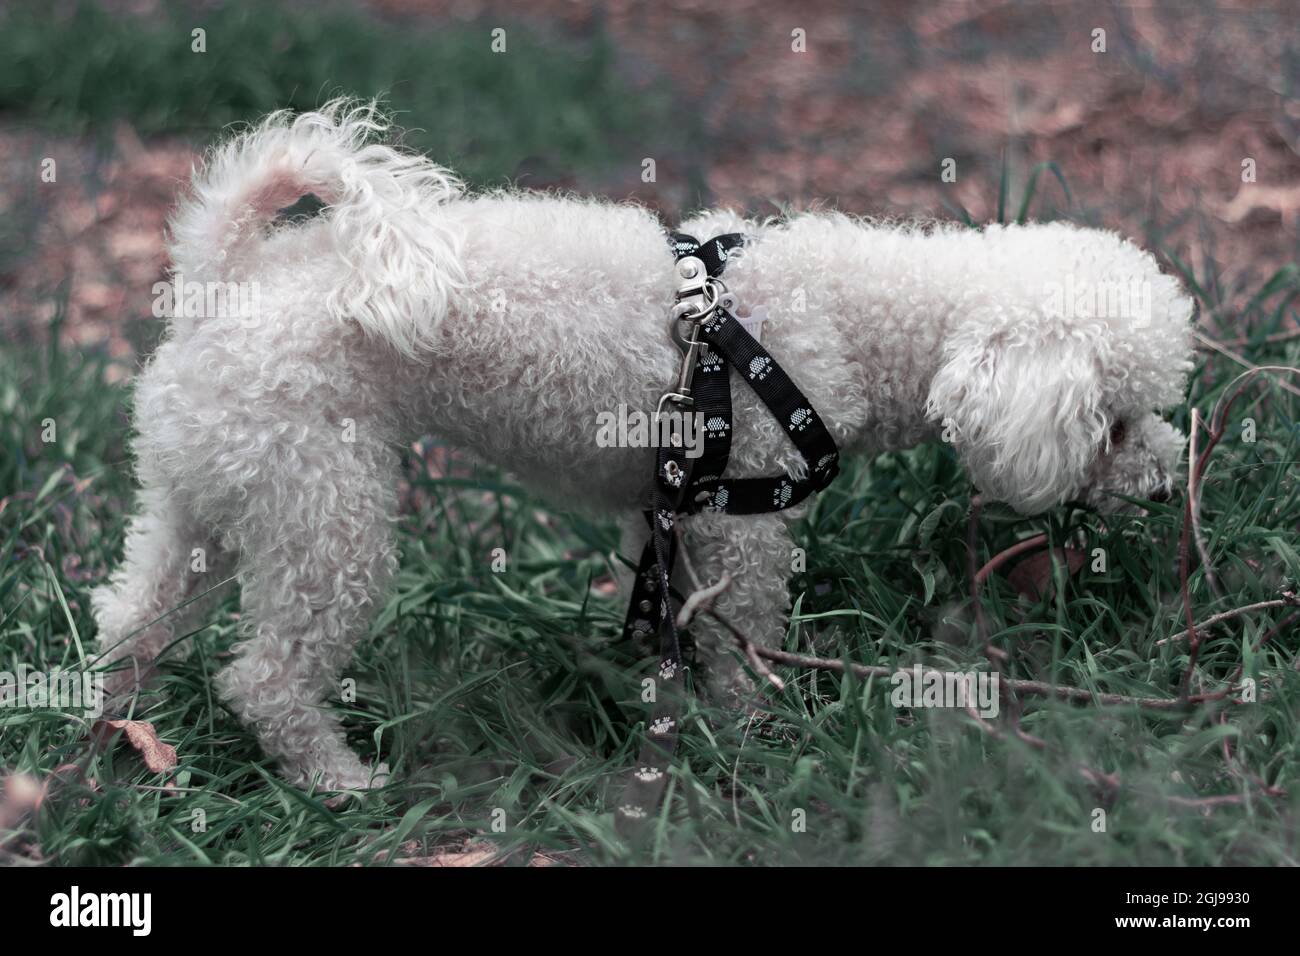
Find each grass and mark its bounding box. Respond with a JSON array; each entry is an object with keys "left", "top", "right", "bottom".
[
  {"left": 2, "top": 0, "right": 1300, "bottom": 867},
  {"left": 4, "top": 258, "right": 1300, "bottom": 865}
]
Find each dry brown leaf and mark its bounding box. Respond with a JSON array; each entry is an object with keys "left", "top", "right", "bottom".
[
  {"left": 398, "top": 842, "right": 501, "bottom": 867},
  {"left": 94, "top": 719, "right": 178, "bottom": 773},
  {"left": 391, "top": 839, "right": 574, "bottom": 867},
  {"left": 1213, "top": 184, "right": 1300, "bottom": 229},
  {"left": 1005, "top": 548, "right": 1086, "bottom": 602},
  {"left": 527, "top": 851, "right": 568, "bottom": 867}
]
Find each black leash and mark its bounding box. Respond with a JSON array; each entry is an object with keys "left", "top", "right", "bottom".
[{"left": 615, "top": 232, "right": 841, "bottom": 839}]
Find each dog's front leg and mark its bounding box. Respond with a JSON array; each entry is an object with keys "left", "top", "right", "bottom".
[
  {"left": 215, "top": 435, "right": 398, "bottom": 792},
  {"left": 677, "top": 511, "right": 796, "bottom": 707}
]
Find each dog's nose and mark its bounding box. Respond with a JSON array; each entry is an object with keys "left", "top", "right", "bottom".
[{"left": 1150, "top": 487, "right": 1172, "bottom": 503}]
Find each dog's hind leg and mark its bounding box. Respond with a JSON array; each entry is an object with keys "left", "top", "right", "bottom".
[
  {"left": 677, "top": 511, "right": 797, "bottom": 707},
  {"left": 93, "top": 485, "right": 228, "bottom": 693},
  {"left": 215, "top": 434, "right": 398, "bottom": 791}
]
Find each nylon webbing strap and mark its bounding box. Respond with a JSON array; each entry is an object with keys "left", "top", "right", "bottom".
[
  {"left": 686, "top": 298, "right": 840, "bottom": 514},
  {"left": 614, "top": 231, "right": 841, "bottom": 841}
]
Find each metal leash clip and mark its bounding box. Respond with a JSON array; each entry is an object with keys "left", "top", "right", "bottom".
[{"left": 657, "top": 256, "right": 725, "bottom": 418}]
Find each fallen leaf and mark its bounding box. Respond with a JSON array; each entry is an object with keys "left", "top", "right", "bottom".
[
  {"left": 390, "top": 839, "right": 576, "bottom": 867},
  {"left": 94, "top": 719, "right": 178, "bottom": 773},
  {"left": 398, "top": 842, "right": 501, "bottom": 867},
  {"left": 1213, "top": 184, "right": 1300, "bottom": 230},
  {"left": 1005, "top": 548, "right": 1086, "bottom": 601}
]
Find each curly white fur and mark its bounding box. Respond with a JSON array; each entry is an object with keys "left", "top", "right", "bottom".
[{"left": 93, "top": 102, "right": 1194, "bottom": 790}]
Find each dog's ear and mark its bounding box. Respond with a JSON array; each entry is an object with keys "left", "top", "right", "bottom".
[{"left": 925, "top": 329, "right": 1108, "bottom": 513}]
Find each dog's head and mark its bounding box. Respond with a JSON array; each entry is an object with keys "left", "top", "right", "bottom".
[
  {"left": 1080, "top": 412, "right": 1185, "bottom": 510},
  {"left": 925, "top": 234, "right": 1194, "bottom": 515}
]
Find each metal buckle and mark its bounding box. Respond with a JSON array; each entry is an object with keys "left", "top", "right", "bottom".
[
  {"left": 670, "top": 256, "right": 724, "bottom": 332},
  {"left": 657, "top": 256, "right": 729, "bottom": 416}
]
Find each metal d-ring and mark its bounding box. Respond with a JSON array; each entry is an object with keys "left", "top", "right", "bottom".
[
  {"left": 669, "top": 277, "right": 726, "bottom": 353},
  {"left": 670, "top": 277, "right": 724, "bottom": 323}
]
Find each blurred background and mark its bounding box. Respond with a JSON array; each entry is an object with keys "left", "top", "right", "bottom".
[{"left": 1, "top": 0, "right": 1297, "bottom": 367}]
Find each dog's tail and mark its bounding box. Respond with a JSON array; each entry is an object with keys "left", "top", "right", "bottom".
[{"left": 168, "top": 99, "right": 466, "bottom": 356}]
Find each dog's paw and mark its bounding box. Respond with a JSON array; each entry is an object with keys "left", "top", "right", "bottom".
[
  {"left": 301, "top": 757, "right": 391, "bottom": 798},
  {"left": 319, "top": 763, "right": 390, "bottom": 810}
]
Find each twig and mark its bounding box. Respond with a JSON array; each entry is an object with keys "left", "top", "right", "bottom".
[
  {"left": 1178, "top": 364, "right": 1300, "bottom": 697},
  {"left": 1015, "top": 726, "right": 1050, "bottom": 750},
  {"left": 963, "top": 704, "right": 1046, "bottom": 748},
  {"left": 1154, "top": 594, "right": 1300, "bottom": 647},
  {"left": 1201, "top": 325, "right": 1300, "bottom": 349},
  {"left": 966, "top": 711, "right": 1052, "bottom": 751},
  {"left": 974, "top": 534, "right": 1049, "bottom": 586},
  {"left": 675, "top": 573, "right": 733, "bottom": 629},
  {"left": 1166, "top": 793, "right": 1274, "bottom": 809},
  {"left": 672, "top": 524, "right": 779, "bottom": 689},
  {"left": 1192, "top": 334, "right": 1300, "bottom": 400},
  {"left": 743, "top": 641, "right": 786, "bottom": 692},
  {"left": 1078, "top": 766, "right": 1121, "bottom": 796},
  {"left": 1177, "top": 497, "right": 1200, "bottom": 699},
  {"left": 703, "top": 615, "right": 1221, "bottom": 710},
  {"left": 1200, "top": 366, "right": 1300, "bottom": 474},
  {"left": 1187, "top": 409, "right": 1221, "bottom": 598},
  {"left": 966, "top": 496, "right": 997, "bottom": 660}
]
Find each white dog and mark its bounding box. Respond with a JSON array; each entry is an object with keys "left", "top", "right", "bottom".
[{"left": 92, "top": 102, "right": 1194, "bottom": 790}]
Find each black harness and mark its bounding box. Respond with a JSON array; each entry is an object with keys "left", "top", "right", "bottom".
[{"left": 615, "top": 232, "right": 840, "bottom": 835}]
